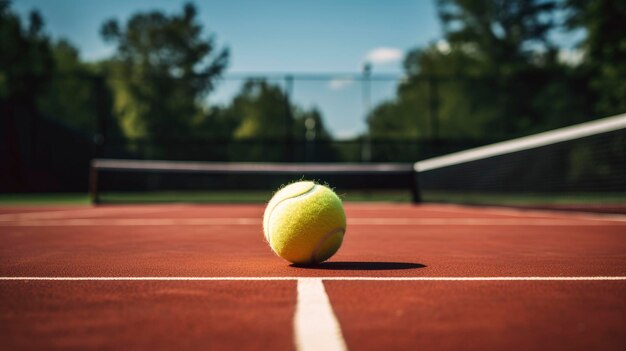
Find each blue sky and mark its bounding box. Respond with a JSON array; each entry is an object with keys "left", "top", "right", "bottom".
[{"left": 13, "top": 0, "right": 443, "bottom": 138}]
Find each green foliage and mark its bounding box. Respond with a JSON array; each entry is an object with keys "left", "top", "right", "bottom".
[
  {"left": 565, "top": 0, "right": 626, "bottom": 116},
  {"left": 100, "top": 2, "right": 229, "bottom": 156},
  {"left": 434, "top": 0, "right": 585, "bottom": 137},
  {"left": 437, "top": 0, "right": 558, "bottom": 71},
  {"left": 368, "top": 0, "right": 593, "bottom": 150},
  {"left": 292, "top": 107, "right": 338, "bottom": 162},
  {"left": 4, "top": 0, "right": 623, "bottom": 166},
  {"left": 293, "top": 107, "right": 332, "bottom": 142},
  {"left": 214, "top": 79, "right": 335, "bottom": 161},
  {"left": 0, "top": 2, "right": 120, "bottom": 141},
  {"left": 225, "top": 80, "right": 290, "bottom": 139},
  {"left": 37, "top": 40, "right": 98, "bottom": 134},
  {"left": 0, "top": 0, "right": 53, "bottom": 101}
]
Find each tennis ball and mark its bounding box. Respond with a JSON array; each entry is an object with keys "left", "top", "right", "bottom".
[{"left": 263, "top": 181, "right": 347, "bottom": 265}]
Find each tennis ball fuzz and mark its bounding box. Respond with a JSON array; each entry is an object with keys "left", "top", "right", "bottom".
[{"left": 263, "top": 181, "right": 347, "bottom": 264}]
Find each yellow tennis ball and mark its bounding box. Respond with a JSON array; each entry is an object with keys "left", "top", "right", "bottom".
[{"left": 263, "top": 181, "right": 347, "bottom": 264}]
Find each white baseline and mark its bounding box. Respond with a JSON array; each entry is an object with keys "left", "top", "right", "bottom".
[{"left": 1, "top": 276, "right": 625, "bottom": 281}]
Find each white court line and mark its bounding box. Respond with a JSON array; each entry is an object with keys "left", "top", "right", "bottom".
[
  {"left": 1, "top": 276, "right": 625, "bottom": 281},
  {"left": 349, "top": 218, "right": 624, "bottom": 225},
  {"left": 295, "top": 278, "right": 347, "bottom": 351},
  {"left": 418, "top": 203, "right": 626, "bottom": 222},
  {"left": 1, "top": 217, "right": 624, "bottom": 227},
  {"left": 0, "top": 207, "right": 173, "bottom": 222},
  {"left": 0, "top": 218, "right": 260, "bottom": 226}
]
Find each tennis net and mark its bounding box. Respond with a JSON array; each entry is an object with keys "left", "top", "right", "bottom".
[
  {"left": 90, "top": 113, "right": 625, "bottom": 211},
  {"left": 415, "top": 113, "right": 626, "bottom": 212},
  {"left": 90, "top": 160, "right": 419, "bottom": 203}
]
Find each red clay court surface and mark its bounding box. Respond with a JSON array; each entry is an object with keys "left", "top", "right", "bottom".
[{"left": 1, "top": 203, "right": 625, "bottom": 350}]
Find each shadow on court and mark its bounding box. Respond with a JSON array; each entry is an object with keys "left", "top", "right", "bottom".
[{"left": 291, "top": 261, "right": 426, "bottom": 270}]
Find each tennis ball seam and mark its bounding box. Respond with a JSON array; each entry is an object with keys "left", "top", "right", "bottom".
[
  {"left": 263, "top": 181, "right": 316, "bottom": 242},
  {"left": 310, "top": 227, "right": 345, "bottom": 263},
  {"left": 267, "top": 184, "right": 319, "bottom": 246}
]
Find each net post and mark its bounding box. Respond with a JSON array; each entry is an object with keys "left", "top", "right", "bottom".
[
  {"left": 410, "top": 167, "right": 422, "bottom": 203},
  {"left": 89, "top": 160, "right": 100, "bottom": 204}
]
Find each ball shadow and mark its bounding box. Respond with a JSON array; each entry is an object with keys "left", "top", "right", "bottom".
[{"left": 290, "top": 261, "right": 426, "bottom": 271}]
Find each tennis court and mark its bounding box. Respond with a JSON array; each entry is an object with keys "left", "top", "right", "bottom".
[
  {"left": 1, "top": 202, "right": 625, "bottom": 350},
  {"left": 3, "top": 113, "right": 626, "bottom": 350},
  {"left": 3, "top": 1, "right": 626, "bottom": 348}
]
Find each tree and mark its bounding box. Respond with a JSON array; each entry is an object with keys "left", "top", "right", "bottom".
[
  {"left": 566, "top": 0, "right": 626, "bottom": 116},
  {"left": 0, "top": 0, "right": 53, "bottom": 190},
  {"left": 292, "top": 107, "right": 337, "bottom": 162},
  {"left": 437, "top": 0, "right": 559, "bottom": 73},
  {"left": 36, "top": 40, "right": 101, "bottom": 135},
  {"left": 1, "top": 1, "right": 119, "bottom": 139},
  {"left": 292, "top": 107, "right": 332, "bottom": 142},
  {"left": 435, "top": 0, "right": 584, "bottom": 136},
  {"left": 217, "top": 79, "right": 334, "bottom": 161},
  {"left": 100, "top": 3, "right": 229, "bottom": 156},
  {"left": 226, "top": 80, "right": 290, "bottom": 140},
  {"left": 367, "top": 0, "right": 592, "bottom": 156},
  {"left": 366, "top": 44, "right": 495, "bottom": 161},
  {"left": 0, "top": 1, "right": 118, "bottom": 191},
  {"left": 0, "top": 0, "right": 53, "bottom": 103}
]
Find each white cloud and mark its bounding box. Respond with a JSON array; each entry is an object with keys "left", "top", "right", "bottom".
[
  {"left": 558, "top": 49, "right": 584, "bottom": 66},
  {"left": 436, "top": 40, "right": 451, "bottom": 54},
  {"left": 329, "top": 77, "right": 355, "bottom": 90},
  {"left": 365, "top": 47, "right": 403, "bottom": 65},
  {"left": 334, "top": 129, "right": 359, "bottom": 140}
]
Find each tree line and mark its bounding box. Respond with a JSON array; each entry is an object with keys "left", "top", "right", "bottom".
[
  {"left": 1, "top": 0, "right": 625, "bottom": 162},
  {"left": 370, "top": 0, "right": 626, "bottom": 143}
]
